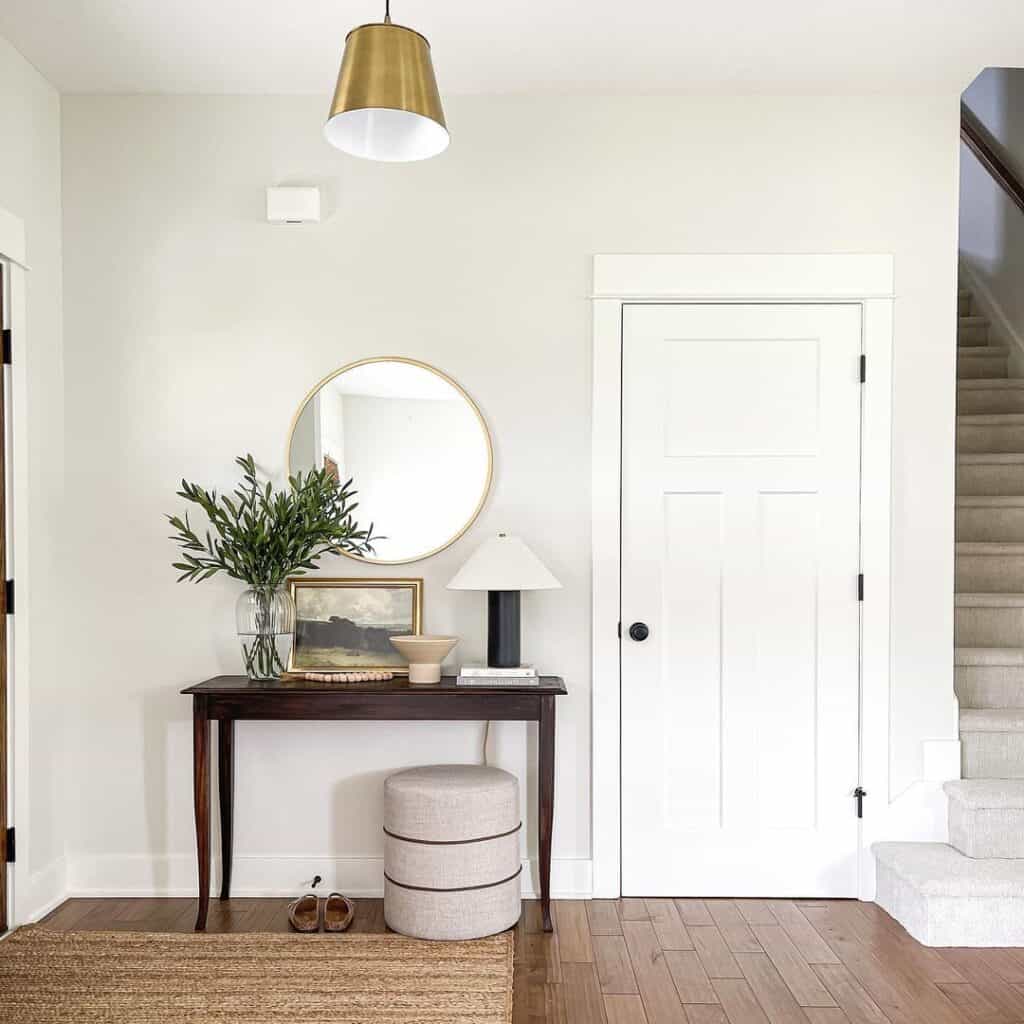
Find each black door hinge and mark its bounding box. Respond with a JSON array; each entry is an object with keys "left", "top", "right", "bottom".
[
  {"left": 617, "top": 621, "right": 622, "bottom": 639},
  {"left": 5, "top": 579, "right": 13, "bottom": 615},
  {"left": 858, "top": 574, "right": 864, "bottom": 601},
  {"left": 853, "top": 787, "right": 867, "bottom": 819},
  {"left": 4, "top": 827, "right": 14, "bottom": 863},
  {"left": 859, "top": 354, "right": 866, "bottom": 383},
  {"left": 2, "top": 328, "right": 11, "bottom": 366}
]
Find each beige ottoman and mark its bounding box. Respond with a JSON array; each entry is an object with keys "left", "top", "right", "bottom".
[{"left": 383, "top": 764, "right": 522, "bottom": 940}]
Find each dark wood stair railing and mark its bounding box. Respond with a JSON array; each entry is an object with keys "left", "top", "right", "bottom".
[{"left": 962, "top": 103, "right": 1024, "bottom": 216}]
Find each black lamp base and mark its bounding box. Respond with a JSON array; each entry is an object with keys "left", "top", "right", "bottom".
[{"left": 487, "top": 590, "right": 521, "bottom": 668}]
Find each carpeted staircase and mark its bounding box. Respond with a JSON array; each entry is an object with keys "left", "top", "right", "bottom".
[{"left": 873, "top": 287, "right": 1024, "bottom": 946}]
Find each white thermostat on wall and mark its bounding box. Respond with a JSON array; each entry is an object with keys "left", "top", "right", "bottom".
[{"left": 266, "top": 187, "right": 321, "bottom": 224}]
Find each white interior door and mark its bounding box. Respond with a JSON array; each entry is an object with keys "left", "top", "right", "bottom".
[{"left": 621, "top": 303, "right": 862, "bottom": 896}]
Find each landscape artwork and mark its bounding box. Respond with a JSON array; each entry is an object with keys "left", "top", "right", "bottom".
[{"left": 288, "top": 578, "right": 422, "bottom": 672}]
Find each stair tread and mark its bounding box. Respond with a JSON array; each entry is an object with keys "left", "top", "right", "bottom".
[
  {"left": 873, "top": 842, "right": 1024, "bottom": 896},
  {"left": 958, "top": 414, "right": 1024, "bottom": 425},
  {"left": 957, "top": 496, "right": 1024, "bottom": 507},
  {"left": 944, "top": 779, "right": 1024, "bottom": 809},
  {"left": 956, "top": 593, "right": 1024, "bottom": 607},
  {"left": 956, "top": 646, "right": 1024, "bottom": 666},
  {"left": 957, "top": 542, "right": 1024, "bottom": 554},
  {"left": 959, "top": 316, "right": 989, "bottom": 327},
  {"left": 958, "top": 379, "right": 1024, "bottom": 390},
  {"left": 959, "top": 346, "right": 1010, "bottom": 357},
  {"left": 958, "top": 453, "right": 1024, "bottom": 464},
  {"left": 961, "top": 707, "right": 1024, "bottom": 731}
]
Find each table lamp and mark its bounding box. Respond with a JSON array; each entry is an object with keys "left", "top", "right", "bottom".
[{"left": 447, "top": 533, "right": 561, "bottom": 668}]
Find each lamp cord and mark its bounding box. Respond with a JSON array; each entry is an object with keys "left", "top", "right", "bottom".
[
  {"left": 384, "top": 0, "right": 391, "bottom": 23},
  {"left": 482, "top": 720, "right": 491, "bottom": 767}
]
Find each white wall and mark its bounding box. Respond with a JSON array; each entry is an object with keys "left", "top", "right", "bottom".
[
  {"left": 961, "top": 68, "right": 1024, "bottom": 354},
  {"left": 0, "top": 35, "right": 65, "bottom": 920},
  {"left": 59, "top": 92, "right": 960, "bottom": 897}
]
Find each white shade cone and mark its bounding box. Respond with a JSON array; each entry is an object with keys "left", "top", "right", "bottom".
[
  {"left": 324, "top": 107, "right": 449, "bottom": 162},
  {"left": 447, "top": 534, "right": 561, "bottom": 591}
]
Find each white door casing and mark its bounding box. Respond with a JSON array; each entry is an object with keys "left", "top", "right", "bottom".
[
  {"left": 620, "top": 303, "right": 861, "bottom": 896},
  {"left": 590, "top": 254, "right": 895, "bottom": 901}
]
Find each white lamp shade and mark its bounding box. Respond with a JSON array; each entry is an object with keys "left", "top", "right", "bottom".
[
  {"left": 324, "top": 107, "right": 449, "bottom": 162},
  {"left": 447, "top": 534, "right": 561, "bottom": 592}
]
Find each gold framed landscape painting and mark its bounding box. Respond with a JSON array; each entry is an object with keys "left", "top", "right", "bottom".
[{"left": 288, "top": 578, "right": 423, "bottom": 674}]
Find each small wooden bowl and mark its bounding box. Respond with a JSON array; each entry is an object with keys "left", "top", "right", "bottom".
[{"left": 389, "top": 635, "right": 459, "bottom": 684}]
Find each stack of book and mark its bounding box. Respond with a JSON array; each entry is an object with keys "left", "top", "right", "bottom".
[{"left": 456, "top": 666, "right": 540, "bottom": 687}]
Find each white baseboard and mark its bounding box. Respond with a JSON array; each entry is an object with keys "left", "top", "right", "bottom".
[
  {"left": 66, "top": 854, "right": 593, "bottom": 901},
  {"left": 14, "top": 856, "right": 68, "bottom": 925}
]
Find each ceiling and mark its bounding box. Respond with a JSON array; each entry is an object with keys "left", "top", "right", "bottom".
[{"left": 1, "top": 0, "right": 1023, "bottom": 95}]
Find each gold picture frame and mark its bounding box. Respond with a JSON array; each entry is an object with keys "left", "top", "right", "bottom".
[{"left": 287, "top": 577, "right": 423, "bottom": 674}]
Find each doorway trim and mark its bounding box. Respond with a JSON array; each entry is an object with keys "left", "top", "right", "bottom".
[
  {"left": 591, "top": 254, "right": 895, "bottom": 900},
  {"left": 0, "top": 206, "right": 27, "bottom": 930}
]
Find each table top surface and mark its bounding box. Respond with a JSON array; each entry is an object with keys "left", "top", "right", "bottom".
[{"left": 182, "top": 674, "right": 567, "bottom": 696}]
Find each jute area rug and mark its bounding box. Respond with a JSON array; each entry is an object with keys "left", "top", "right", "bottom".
[{"left": 0, "top": 926, "right": 514, "bottom": 1023}]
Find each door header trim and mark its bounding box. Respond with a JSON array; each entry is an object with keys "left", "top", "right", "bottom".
[{"left": 592, "top": 253, "right": 894, "bottom": 300}]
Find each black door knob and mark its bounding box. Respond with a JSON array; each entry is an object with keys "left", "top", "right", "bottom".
[{"left": 628, "top": 622, "right": 650, "bottom": 642}]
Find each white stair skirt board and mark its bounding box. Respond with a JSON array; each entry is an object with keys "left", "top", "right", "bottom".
[
  {"left": 944, "top": 780, "right": 1024, "bottom": 858},
  {"left": 960, "top": 708, "right": 1024, "bottom": 778},
  {"left": 873, "top": 842, "right": 1024, "bottom": 947}
]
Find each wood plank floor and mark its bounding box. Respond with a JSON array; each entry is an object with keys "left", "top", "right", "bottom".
[{"left": 34, "top": 897, "right": 1024, "bottom": 1023}]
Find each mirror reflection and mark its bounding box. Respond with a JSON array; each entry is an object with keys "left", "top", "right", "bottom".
[{"left": 289, "top": 358, "right": 492, "bottom": 563}]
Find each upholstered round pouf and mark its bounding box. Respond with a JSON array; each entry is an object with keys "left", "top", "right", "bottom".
[{"left": 383, "top": 764, "right": 522, "bottom": 940}]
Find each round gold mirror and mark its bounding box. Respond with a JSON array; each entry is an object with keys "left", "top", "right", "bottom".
[{"left": 287, "top": 357, "right": 493, "bottom": 564}]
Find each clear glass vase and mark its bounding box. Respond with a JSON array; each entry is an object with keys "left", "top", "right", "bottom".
[{"left": 236, "top": 585, "right": 296, "bottom": 681}]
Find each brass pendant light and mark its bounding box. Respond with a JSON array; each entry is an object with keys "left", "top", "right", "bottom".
[{"left": 324, "top": 0, "right": 449, "bottom": 162}]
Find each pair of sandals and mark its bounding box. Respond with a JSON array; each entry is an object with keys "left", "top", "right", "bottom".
[{"left": 288, "top": 892, "right": 355, "bottom": 933}]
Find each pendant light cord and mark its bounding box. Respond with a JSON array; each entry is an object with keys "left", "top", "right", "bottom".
[{"left": 384, "top": 0, "right": 391, "bottom": 23}]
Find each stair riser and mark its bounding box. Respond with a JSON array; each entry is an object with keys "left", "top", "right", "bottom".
[
  {"left": 955, "top": 605, "right": 1024, "bottom": 647},
  {"left": 957, "top": 463, "right": 1024, "bottom": 496},
  {"left": 957, "top": 506, "right": 1024, "bottom": 542},
  {"left": 962, "top": 731, "right": 1024, "bottom": 778},
  {"left": 875, "top": 860, "right": 1024, "bottom": 946},
  {"left": 958, "top": 356, "right": 1009, "bottom": 380},
  {"left": 956, "top": 554, "right": 1024, "bottom": 592},
  {"left": 958, "top": 389, "right": 1024, "bottom": 415},
  {"left": 948, "top": 803, "right": 1024, "bottom": 858},
  {"left": 958, "top": 325, "right": 990, "bottom": 347},
  {"left": 957, "top": 424, "right": 1024, "bottom": 453},
  {"left": 956, "top": 666, "right": 1024, "bottom": 708},
  {"left": 959, "top": 294, "right": 973, "bottom": 317}
]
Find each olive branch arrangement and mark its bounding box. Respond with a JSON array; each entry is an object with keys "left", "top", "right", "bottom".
[{"left": 167, "top": 454, "right": 380, "bottom": 676}]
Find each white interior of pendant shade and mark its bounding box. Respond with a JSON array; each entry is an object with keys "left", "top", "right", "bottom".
[{"left": 324, "top": 107, "right": 449, "bottom": 162}]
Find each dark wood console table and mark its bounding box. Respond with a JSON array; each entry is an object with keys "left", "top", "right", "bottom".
[{"left": 182, "top": 674, "right": 567, "bottom": 932}]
